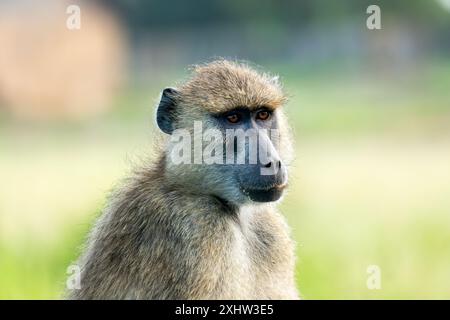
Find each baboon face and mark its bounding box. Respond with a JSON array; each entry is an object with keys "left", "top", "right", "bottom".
[
  {"left": 156, "top": 88, "right": 288, "bottom": 205},
  {"left": 155, "top": 61, "right": 291, "bottom": 206},
  {"left": 209, "top": 104, "right": 287, "bottom": 203}
]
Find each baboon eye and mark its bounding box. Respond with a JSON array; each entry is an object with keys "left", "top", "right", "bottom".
[
  {"left": 256, "top": 110, "right": 271, "bottom": 121},
  {"left": 226, "top": 113, "right": 241, "bottom": 124}
]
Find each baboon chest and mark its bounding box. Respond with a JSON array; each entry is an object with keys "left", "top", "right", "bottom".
[
  {"left": 230, "top": 214, "right": 281, "bottom": 267},
  {"left": 213, "top": 208, "right": 292, "bottom": 297}
]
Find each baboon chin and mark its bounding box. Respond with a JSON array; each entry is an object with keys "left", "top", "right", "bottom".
[{"left": 68, "top": 59, "right": 299, "bottom": 300}]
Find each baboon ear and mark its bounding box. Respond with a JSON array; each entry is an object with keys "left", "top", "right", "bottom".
[{"left": 156, "top": 88, "right": 178, "bottom": 134}]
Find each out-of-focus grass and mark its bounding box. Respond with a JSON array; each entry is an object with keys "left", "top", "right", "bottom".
[
  {"left": 1, "top": 62, "right": 450, "bottom": 299},
  {"left": 284, "top": 138, "right": 450, "bottom": 299}
]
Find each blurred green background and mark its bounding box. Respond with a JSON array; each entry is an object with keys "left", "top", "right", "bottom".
[{"left": 1, "top": 0, "right": 450, "bottom": 299}]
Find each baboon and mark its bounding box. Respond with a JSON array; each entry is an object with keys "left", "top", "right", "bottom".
[{"left": 68, "top": 60, "right": 298, "bottom": 299}]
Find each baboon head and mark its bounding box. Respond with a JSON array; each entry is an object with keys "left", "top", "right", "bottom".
[{"left": 156, "top": 60, "right": 293, "bottom": 206}]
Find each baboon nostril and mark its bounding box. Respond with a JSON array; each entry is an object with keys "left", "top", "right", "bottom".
[
  {"left": 278, "top": 161, "right": 282, "bottom": 169},
  {"left": 264, "top": 162, "right": 272, "bottom": 168}
]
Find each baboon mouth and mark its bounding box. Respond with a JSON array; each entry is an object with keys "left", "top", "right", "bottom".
[{"left": 241, "top": 184, "right": 286, "bottom": 203}]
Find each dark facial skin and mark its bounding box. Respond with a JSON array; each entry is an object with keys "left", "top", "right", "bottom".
[
  {"left": 157, "top": 88, "right": 288, "bottom": 205},
  {"left": 212, "top": 107, "right": 288, "bottom": 203}
]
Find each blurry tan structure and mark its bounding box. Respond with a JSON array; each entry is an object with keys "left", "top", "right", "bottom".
[{"left": 0, "top": 0, "right": 127, "bottom": 120}]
